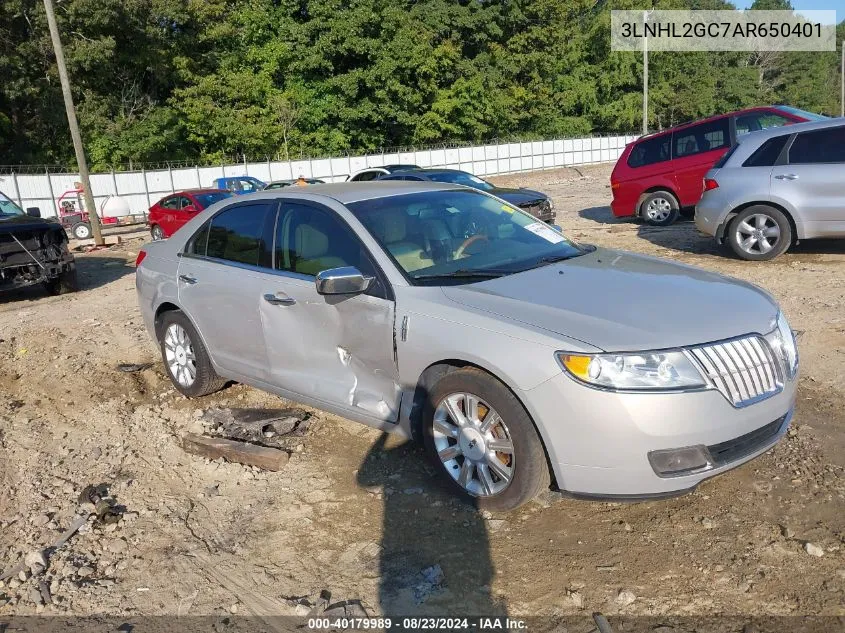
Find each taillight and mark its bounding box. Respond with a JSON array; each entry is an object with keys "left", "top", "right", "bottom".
[
  {"left": 135, "top": 250, "right": 147, "bottom": 267},
  {"left": 611, "top": 182, "right": 620, "bottom": 190},
  {"left": 703, "top": 178, "right": 719, "bottom": 192}
]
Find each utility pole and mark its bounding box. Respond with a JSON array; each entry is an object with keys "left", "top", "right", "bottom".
[
  {"left": 841, "top": 40, "right": 844, "bottom": 118},
  {"left": 43, "top": 0, "right": 103, "bottom": 245},
  {"left": 642, "top": 10, "right": 650, "bottom": 136}
]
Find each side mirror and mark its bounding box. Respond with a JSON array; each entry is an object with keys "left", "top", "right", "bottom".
[
  {"left": 183, "top": 205, "right": 198, "bottom": 213},
  {"left": 315, "top": 266, "right": 373, "bottom": 295},
  {"left": 26, "top": 207, "right": 41, "bottom": 218}
]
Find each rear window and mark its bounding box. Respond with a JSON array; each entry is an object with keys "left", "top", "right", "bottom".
[
  {"left": 742, "top": 135, "right": 790, "bottom": 167},
  {"left": 627, "top": 135, "right": 671, "bottom": 168},
  {"left": 194, "top": 192, "right": 233, "bottom": 207}
]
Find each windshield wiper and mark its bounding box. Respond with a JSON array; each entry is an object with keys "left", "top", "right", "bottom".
[{"left": 413, "top": 268, "right": 510, "bottom": 281}]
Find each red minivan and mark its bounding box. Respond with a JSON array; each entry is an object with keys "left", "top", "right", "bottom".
[
  {"left": 610, "top": 106, "right": 824, "bottom": 226},
  {"left": 148, "top": 189, "right": 232, "bottom": 240}
]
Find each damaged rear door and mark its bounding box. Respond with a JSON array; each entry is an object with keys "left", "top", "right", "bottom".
[{"left": 259, "top": 200, "right": 401, "bottom": 423}]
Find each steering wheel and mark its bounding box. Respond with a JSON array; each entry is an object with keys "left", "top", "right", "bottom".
[{"left": 455, "top": 234, "right": 489, "bottom": 259}]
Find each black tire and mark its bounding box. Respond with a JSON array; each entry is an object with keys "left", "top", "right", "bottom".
[
  {"left": 43, "top": 268, "right": 79, "bottom": 295},
  {"left": 150, "top": 225, "right": 165, "bottom": 241},
  {"left": 71, "top": 222, "right": 92, "bottom": 240},
  {"left": 157, "top": 310, "right": 226, "bottom": 397},
  {"left": 727, "top": 205, "right": 792, "bottom": 261},
  {"left": 640, "top": 191, "right": 680, "bottom": 226},
  {"left": 423, "top": 367, "right": 550, "bottom": 511}
]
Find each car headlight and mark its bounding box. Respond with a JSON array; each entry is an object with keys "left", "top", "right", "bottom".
[
  {"left": 765, "top": 312, "right": 798, "bottom": 379},
  {"left": 558, "top": 351, "right": 707, "bottom": 391}
]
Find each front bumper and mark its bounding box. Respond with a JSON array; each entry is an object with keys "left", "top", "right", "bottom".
[{"left": 520, "top": 371, "right": 797, "bottom": 497}]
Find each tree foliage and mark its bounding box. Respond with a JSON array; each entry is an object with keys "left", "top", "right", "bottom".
[{"left": 0, "top": 0, "right": 842, "bottom": 168}]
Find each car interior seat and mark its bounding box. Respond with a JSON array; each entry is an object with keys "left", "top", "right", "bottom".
[
  {"left": 293, "top": 223, "right": 347, "bottom": 276},
  {"left": 377, "top": 214, "right": 433, "bottom": 272}
]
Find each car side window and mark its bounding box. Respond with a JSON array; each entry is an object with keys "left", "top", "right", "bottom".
[
  {"left": 673, "top": 119, "right": 730, "bottom": 158},
  {"left": 273, "top": 203, "right": 375, "bottom": 276},
  {"left": 161, "top": 196, "right": 179, "bottom": 210},
  {"left": 626, "top": 135, "right": 671, "bottom": 168},
  {"left": 204, "top": 203, "right": 273, "bottom": 267},
  {"left": 742, "top": 135, "right": 790, "bottom": 167},
  {"left": 788, "top": 126, "right": 845, "bottom": 164},
  {"left": 353, "top": 171, "right": 380, "bottom": 182},
  {"left": 736, "top": 112, "right": 791, "bottom": 137},
  {"left": 178, "top": 196, "right": 193, "bottom": 210}
]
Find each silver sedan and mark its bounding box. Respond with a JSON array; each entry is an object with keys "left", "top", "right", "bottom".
[
  {"left": 136, "top": 182, "right": 798, "bottom": 510},
  {"left": 696, "top": 118, "right": 845, "bottom": 260}
]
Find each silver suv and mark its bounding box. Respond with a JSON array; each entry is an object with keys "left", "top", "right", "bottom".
[{"left": 696, "top": 119, "right": 845, "bottom": 260}]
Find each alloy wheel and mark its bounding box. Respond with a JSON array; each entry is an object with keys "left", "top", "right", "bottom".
[
  {"left": 735, "top": 213, "right": 781, "bottom": 256},
  {"left": 432, "top": 392, "right": 515, "bottom": 497},
  {"left": 645, "top": 197, "right": 672, "bottom": 222},
  {"left": 151, "top": 226, "right": 164, "bottom": 241},
  {"left": 164, "top": 323, "right": 197, "bottom": 388}
]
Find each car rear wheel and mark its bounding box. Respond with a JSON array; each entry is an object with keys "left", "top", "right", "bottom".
[
  {"left": 423, "top": 367, "right": 550, "bottom": 511},
  {"left": 158, "top": 310, "right": 226, "bottom": 397},
  {"left": 71, "top": 222, "right": 92, "bottom": 240},
  {"left": 640, "top": 191, "right": 679, "bottom": 226},
  {"left": 150, "top": 225, "right": 165, "bottom": 241},
  {"left": 727, "top": 205, "right": 792, "bottom": 261}
]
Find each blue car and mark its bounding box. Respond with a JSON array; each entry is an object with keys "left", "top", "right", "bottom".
[{"left": 211, "top": 176, "right": 266, "bottom": 195}]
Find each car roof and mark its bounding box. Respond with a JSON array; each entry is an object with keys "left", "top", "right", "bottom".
[
  {"left": 634, "top": 106, "right": 808, "bottom": 142},
  {"left": 179, "top": 188, "right": 229, "bottom": 194},
  {"left": 737, "top": 116, "right": 845, "bottom": 144},
  {"left": 238, "top": 180, "right": 463, "bottom": 205}
]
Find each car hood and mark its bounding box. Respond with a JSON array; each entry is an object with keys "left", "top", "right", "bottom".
[
  {"left": 488, "top": 187, "right": 548, "bottom": 205},
  {"left": 0, "top": 215, "right": 59, "bottom": 232},
  {"left": 441, "top": 248, "right": 779, "bottom": 352}
]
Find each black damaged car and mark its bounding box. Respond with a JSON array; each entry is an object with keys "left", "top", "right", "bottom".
[
  {"left": 377, "top": 168, "right": 555, "bottom": 223},
  {"left": 1, "top": 191, "right": 77, "bottom": 296}
]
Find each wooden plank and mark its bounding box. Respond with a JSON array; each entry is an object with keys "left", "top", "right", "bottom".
[{"left": 181, "top": 433, "right": 289, "bottom": 471}]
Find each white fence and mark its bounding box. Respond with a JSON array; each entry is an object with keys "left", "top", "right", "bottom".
[{"left": 1, "top": 135, "right": 636, "bottom": 219}]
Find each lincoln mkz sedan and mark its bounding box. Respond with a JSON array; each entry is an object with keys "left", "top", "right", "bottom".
[{"left": 136, "top": 182, "right": 798, "bottom": 510}]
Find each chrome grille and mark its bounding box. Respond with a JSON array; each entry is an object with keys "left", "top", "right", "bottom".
[{"left": 690, "top": 335, "right": 782, "bottom": 407}]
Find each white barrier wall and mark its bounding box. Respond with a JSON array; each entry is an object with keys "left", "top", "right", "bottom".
[{"left": 1, "top": 134, "right": 637, "bottom": 218}]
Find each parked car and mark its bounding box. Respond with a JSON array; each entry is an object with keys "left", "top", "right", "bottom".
[
  {"left": 263, "top": 178, "right": 325, "bottom": 190},
  {"left": 136, "top": 182, "right": 798, "bottom": 510},
  {"left": 210, "top": 176, "right": 266, "bottom": 194},
  {"left": 611, "top": 106, "right": 826, "bottom": 226},
  {"left": 347, "top": 165, "right": 420, "bottom": 182},
  {"left": 1, "top": 191, "right": 77, "bottom": 295},
  {"left": 696, "top": 119, "right": 845, "bottom": 261},
  {"left": 378, "top": 168, "right": 555, "bottom": 223},
  {"left": 148, "top": 189, "right": 233, "bottom": 240}
]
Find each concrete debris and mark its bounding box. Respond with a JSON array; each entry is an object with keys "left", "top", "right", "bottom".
[
  {"left": 615, "top": 589, "right": 637, "bottom": 607},
  {"left": 413, "top": 565, "right": 445, "bottom": 605},
  {"left": 804, "top": 542, "right": 825, "bottom": 557},
  {"left": 23, "top": 551, "right": 47, "bottom": 575}
]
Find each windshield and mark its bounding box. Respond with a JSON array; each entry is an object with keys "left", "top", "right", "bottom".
[
  {"left": 348, "top": 190, "right": 587, "bottom": 285},
  {"left": 195, "top": 191, "right": 233, "bottom": 207},
  {"left": 0, "top": 192, "right": 25, "bottom": 218},
  {"left": 425, "top": 171, "right": 495, "bottom": 191},
  {"left": 776, "top": 106, "right": 828, "bottom": 121}
]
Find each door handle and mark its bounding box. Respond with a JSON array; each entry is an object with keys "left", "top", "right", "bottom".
[
  {"left": 774, "top": 174, "right": 799, "bottom": 180},
  {"left": 263, "top": 293, "right": 296, "bottom": 306},
  {"left": 179, "top": 274, "right": 197, "bottom": 285}
]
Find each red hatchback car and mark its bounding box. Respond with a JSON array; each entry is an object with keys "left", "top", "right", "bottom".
[
  {"left": 148, "top": 189, "right": 233, "bottom": 240},
  {"left": 610, "top": 106, "right": 825, "bottom": 226}
]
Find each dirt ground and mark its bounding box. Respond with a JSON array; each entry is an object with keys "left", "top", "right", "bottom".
[{"left": 0, "top": 164, "right": 843, "bottom": 624}]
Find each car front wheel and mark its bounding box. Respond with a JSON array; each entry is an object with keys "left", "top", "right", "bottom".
[
  {"left": 727, "top": 205, "right": 792, "bottom": 261},
  {"left": 158, "top": 310, "right": 226, "bottom": 397},
  {"left": 423, "top": 367, "right": 550, "bottom": 511}
]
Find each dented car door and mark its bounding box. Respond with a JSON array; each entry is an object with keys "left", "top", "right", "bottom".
[{"left": 258, "top": 201, "right": 401, "bottom": 422}]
